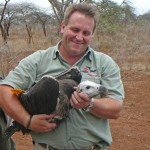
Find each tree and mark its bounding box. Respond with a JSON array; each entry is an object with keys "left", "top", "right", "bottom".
[
  {"left": 0, "top": 0, "right": 10, "bottom": 44},
  {"left": 94, "top": 0, "right": 136, "bottom": 34},
  {"left": 32, "top": 9, "right": 52, "bottom": 37},
  {"left": 11, "top": 3, "right": 39, "bottom": 44},
  {"left": 120, "top": 0, "right": 136, "bottom": 30},
  {"left": 48, "top": 0, "right": 73, "bottom": 32},
  {"left": 95, "top": 0, "right": 123, "bottom": 34}
]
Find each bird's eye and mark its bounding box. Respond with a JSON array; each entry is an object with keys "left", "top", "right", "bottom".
[{"left": 86, "top": 86, "right": 90, "bottom": 89}]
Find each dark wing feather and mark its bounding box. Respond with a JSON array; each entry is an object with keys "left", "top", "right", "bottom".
[{"left": 20, "top": 76, "right": 59, "bottom": 115}]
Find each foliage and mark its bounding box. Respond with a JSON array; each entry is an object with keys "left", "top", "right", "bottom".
[
  {"left": 47, "top": 0, "right": 137, "bottom": 34},
  {"left": 0, "top": 0, "right": 138, "bottom": 39}
]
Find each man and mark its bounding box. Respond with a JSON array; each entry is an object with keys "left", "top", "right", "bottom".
[{"left": 0, "top": 3, "right": 124, "bottom": 150}]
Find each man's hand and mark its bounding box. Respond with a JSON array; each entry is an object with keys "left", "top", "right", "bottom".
[
  {"left": 29, "top": 114, "right": 57, "bottom": 132},
  {"left": 70, "top": 91, "right": 91, "bottom": 109}
]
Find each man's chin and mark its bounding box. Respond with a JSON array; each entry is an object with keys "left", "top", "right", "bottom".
[{"left": 69, "top": 50, "right": 85, "bottom": 56}]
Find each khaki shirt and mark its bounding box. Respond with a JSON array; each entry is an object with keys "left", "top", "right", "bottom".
[{"left": 1, "top": 43, "right": 124, "bottom": 149}]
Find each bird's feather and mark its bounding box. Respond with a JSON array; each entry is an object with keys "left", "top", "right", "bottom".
[{"left": 4, "top": 67, "right": 82, "bottom": 139}]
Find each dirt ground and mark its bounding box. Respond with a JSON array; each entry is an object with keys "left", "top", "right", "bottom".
[{"left": 12, "top": 70, "right": 150, "bottom": 150}]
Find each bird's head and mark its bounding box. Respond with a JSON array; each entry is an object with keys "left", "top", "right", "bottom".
[
  {"left": 77, "top": 80, "right": 108, "bottom": 98},
  {"left": 55, "top": 66, "right": 82, "bottom": 84},
  {"left": 69, "top": 66, "right": 82, "bottom": 84}
]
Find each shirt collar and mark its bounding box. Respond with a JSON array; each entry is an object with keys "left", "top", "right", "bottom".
[
  {"left": 52, "top": 42, "right": 61, "bottom": 60},
  {"left": 83, "top": 47, "right": 92, "bottom": 61}
]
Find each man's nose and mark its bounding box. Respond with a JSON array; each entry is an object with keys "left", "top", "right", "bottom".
[{"left": 76, "top": 33, "right": 83, "bottom": 40}]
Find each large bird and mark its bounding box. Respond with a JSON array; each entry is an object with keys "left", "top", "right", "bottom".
[
  {"left": 4, "top": 67, "right": 108, "bottom": 139},
  {"left": 4, "top": 67, "right": 82, "bottom": 139}
]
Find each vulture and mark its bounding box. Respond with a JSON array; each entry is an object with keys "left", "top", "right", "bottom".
[{"left": 4, "top": 67, "right": 108, "bottom": 139}]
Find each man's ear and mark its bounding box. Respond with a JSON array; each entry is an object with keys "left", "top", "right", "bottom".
[{"left": 61, "top": 21, "right": 65, "bottom": 34}]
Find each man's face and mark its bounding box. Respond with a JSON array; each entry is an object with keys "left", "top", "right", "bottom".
[{"left": 60, "top": 12, "right": 95, "bottom": 56}]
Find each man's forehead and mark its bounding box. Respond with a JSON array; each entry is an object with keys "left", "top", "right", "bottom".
[{"left": 67, "top": 13, "right": 94, "bottom": 32}]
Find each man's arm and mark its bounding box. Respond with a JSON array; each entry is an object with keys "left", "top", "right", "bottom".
[
  {"left": 0, "top": 85, "right": 56, "bottom": 132},
  {"left": 89, "top": 97, "right": 123, "bottom": 119},
  {"left": 70, "top": 91, "right": 123, "bottom": 119}
]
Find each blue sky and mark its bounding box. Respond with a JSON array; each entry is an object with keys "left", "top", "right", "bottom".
[{"left": 5, "top": 0, "right": 150, "bottom": 15}]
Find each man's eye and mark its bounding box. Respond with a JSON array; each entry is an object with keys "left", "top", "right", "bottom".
[
  {"left": 72, "top": 28, "right": 79, "bottom": 33},
  {"left": 83, "top": 32, "right": 91, "bottom": 36}
]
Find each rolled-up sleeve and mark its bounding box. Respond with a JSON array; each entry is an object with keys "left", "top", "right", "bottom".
[
  {"left": 100, "top": 54, "right": 124, "bottom": 101},
  {"left": 0, "top": 51, "right": 41, "bottom": 90}
]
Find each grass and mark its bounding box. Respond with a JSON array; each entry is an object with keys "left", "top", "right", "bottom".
[{"left": 0, "top": 24, "right": 150, "bottom": 77}]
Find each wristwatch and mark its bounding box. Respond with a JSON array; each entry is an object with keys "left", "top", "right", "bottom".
[{"left": 83, "top": 98, "right": 95, "bottom": 112}]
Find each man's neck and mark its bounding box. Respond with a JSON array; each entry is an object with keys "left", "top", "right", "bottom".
[
  {"left": 61, "top": 51, "right": 82, "bottom": 66},
  {"left": 59, "top": 43, "right": 84, "bottom": 66}
]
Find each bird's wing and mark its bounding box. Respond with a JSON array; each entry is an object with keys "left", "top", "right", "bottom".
[{"left": 19, "top": 76, "right": 60, "bottom": 115}]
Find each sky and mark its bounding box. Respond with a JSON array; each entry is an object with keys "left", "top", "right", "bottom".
[{"left": 3, "top": 0, "right": 150, "bottom": 15}]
